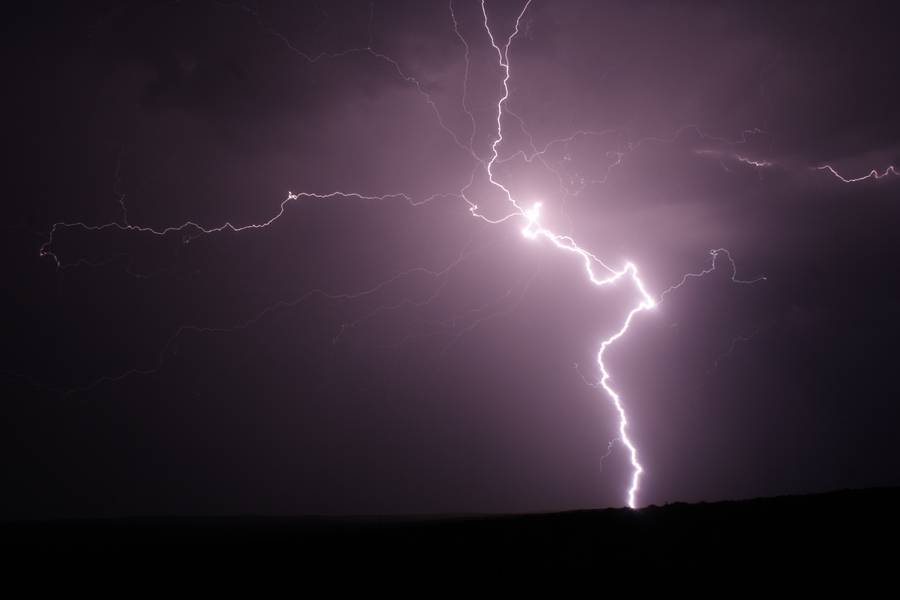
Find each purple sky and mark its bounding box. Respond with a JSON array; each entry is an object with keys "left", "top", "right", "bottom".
[{"left": 4, "top": 0, "right": 900, "bottom": 517}]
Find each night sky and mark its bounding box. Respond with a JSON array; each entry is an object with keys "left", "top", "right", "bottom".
[{"left": 4, "top": 0, "right": 900, "bottom": 518}]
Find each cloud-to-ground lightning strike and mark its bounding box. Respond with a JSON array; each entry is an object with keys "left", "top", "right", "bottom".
[
  {"left": 473, "top": 0, "right": 769, "bottom": 507},
  {"left": 36, "top": 0, "right": 778, "bottom": 509},
  {"left": 467, "top": 0, "right": 653, "bottom": 507}
]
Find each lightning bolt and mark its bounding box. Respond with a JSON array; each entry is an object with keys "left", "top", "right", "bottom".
[
  {"left": 38, "top": 190, "right": 460, "bottom": 267},
  {"left": 33, "top": 0, "right": 773, "bottom": 510},
  {"left": 815, "top": 164, "right": 899, "bottom": 183},
  {"left": 472, "top": 0, "right": 656, "bottom": 508},
  {"left": 471, "top": 0, "right": 776, "bottom": 507}
]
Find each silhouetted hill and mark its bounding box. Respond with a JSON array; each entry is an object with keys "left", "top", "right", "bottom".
[{"left": 3, "top": 487, "right": 898, "bottom": 576}]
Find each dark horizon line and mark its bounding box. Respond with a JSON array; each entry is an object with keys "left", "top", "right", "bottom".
[{"left": 3, "top": 484, "right": 896, "bottom": 525}]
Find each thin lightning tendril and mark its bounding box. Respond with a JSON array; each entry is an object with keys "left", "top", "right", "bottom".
[{"left": 815, "top": 164, "right": 899, "bottom": 183}]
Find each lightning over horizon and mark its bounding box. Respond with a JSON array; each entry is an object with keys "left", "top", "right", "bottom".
[
  {"left": 17, "top": 0, "right": 900, "bottom": 515},
  {"left": 32, "top": 0, "right": 772, "bottom": 509}
]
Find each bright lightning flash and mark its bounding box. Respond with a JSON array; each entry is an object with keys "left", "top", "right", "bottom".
[{"left": 475, "top": 0, "right": 661, "bottom": 508}]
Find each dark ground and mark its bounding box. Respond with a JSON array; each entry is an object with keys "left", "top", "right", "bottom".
[{"left": 3, "top": 487, "right": 898, "bottom": 577}]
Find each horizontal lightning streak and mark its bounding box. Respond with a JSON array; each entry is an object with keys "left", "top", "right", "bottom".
[
  {"left": 816, "top": 164, "right": 899, "bottom": 183},
  {"left": 39, "top": 190, "right": 460, "bottom": 267},
  {"left": 478, "top": 1, "right": 772, "bottom": 508}
]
